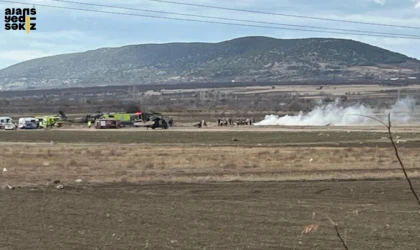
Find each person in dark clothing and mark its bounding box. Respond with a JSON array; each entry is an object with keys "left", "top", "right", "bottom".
[
  {"left": 194, "top": 121, "right": 202, "bottom": 128},
  {"left": 162, "top": 119, "right": 168, "bottom": 129}
]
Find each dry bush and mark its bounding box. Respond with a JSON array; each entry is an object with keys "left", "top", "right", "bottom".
[
  {"left": 89, "top": 149, "right": 103, "bottom": 157},
  {"left": 256, "top": 150, "right": 271, "bottom": 157},
  {"left": 284, "top": 154, "right": 298, "bottom": 162},
  {"left": 376, "top": 151, "right": 389, "bottom": 159},
  {"left": 306, "top": 148, "right": 317, "bottom": 154},
  {"left": 4, "top": 157, "right": 18, "bottom": 166},
  {"left": 126, "top": 164, "right": 137, "bottom": 170},
  {"left": 108, "top": 149, "right": 116, "bottom": 157},
  {"left": 73, "top": 149, "right": 82, "bottom": 154},
  {"left": 55, "top": 163, "right": 64, "bottom": 168},
  {"left": 144, "top": 163, "right": 154, "bottom": 170},
  {"left": 222, "top": 163, "right": 238, "bottom": 169},
  {"left": 206, "top": 156, "right": 220, "bottom": 161},
  {"left": 377, "top": 159, "right": 385, "bottom": 164},
  {"left": 243, "top": 164, "right": 259, "bottom": 169},
  {"left": 66, "top": 159, "right": 79, "bottom": 167},
  {"left": 363, "top": 148, "right": 377, "bottom": 154},
  {"left": 332, "top": 149, "right": 341, "bottom": 156},
  {"left": 119, "top": 176, "right": 128, "bottom": 183}
]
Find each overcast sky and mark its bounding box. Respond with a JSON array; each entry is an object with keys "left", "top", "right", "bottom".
[{"left": 0, "top": 0, "right": 419, "bottom": 70}]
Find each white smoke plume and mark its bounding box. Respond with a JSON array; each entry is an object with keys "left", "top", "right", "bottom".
[{"left": 255, "top": 98, "right": 417, "bottom": 126}]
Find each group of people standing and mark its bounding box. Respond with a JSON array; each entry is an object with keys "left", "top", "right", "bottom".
[{"left": 217, "top": 118, "right": 255, "bottom": 126}]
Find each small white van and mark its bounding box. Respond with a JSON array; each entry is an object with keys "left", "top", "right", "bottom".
[
  {"left": 18, "top": 118, "right": 37, "bottom": 129},
  {"left": 0, "top": 117, "right": 13, "bottom": 129}
]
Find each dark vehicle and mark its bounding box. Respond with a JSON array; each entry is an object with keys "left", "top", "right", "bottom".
[
  {"left": 134, "top": 116, "right": 169, "bottom": 129},
  {"left": 134, "top": 111, "right": 164, "bottom": 122},
  {"left": 151, "top": 118, "right": 168, "bottom": 130},
  {"left": 24, "top": 120, "right": 37, "bottom": 129},
  {"left": 133, "top": 111, "right": 169, "bottom": 129}
]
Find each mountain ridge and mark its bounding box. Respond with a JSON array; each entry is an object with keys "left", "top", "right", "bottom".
[{"left": 1, "top": 36, "right": 419, "bottom": 90}]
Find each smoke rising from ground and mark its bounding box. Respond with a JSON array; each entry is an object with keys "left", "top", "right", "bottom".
[{"left": 255, "top": 98, "right": 417, "bottom": 126}]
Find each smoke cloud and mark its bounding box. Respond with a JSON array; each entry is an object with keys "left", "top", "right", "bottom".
[{"left": 255, "top": 98, "right": 417, "bottom": 126}]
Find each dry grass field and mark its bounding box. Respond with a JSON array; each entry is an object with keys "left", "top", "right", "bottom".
[{"left": 2, "top": 143, "right": 420, "bottom": 187}]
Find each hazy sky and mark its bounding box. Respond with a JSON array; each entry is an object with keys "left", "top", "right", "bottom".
[{"left": 0, "top": 0, "right": 419, "bottom": 69}]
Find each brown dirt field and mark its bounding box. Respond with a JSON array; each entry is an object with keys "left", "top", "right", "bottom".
[
  {"left": 1, "top": 180, "right": 420, "bottom": 249},
  {"left": 1, "top": 144, "right": 420, "bottom": 187}
]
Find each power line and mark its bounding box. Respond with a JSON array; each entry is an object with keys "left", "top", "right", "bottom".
[
  {"left": 1, "top": 0, "right": 420, "bottom": 40},
  {"left": 148, "top": 0, "right": 420, "bottom": 30},
  {"left": 48, "top": 0, "right": 420, "bottom": 39}
]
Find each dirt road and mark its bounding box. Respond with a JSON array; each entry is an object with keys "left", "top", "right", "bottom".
[
  {"left": 1, "top": 180, "right": 419, "bottom": 250},
  {"left": 1, "top": 129, "right": 420, "bottom": 147}
]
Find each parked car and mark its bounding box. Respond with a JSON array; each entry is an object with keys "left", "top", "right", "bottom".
[{"left": 4, "top": 123, "right": 16, "bottom": 130}]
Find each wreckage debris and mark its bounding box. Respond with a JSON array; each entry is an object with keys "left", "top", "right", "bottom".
[{"left": 2, "top": 184, "right": 14, "bottom": 190}]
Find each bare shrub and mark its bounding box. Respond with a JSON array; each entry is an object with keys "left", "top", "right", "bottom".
[
  {"left": 91, "top": 149, "right": 104, "bottom": 157},
  {"left": 144, "top": 163, "right": 154, "bottom": 170},
  {"left": 244, "top": 164, "right": 259, "bottom": 169},
  {"left": 256, "top": 150, "right": 271, "bottom": 157},
  {"left": 223, "top": 163, "right": 238, "bottom": 169},
  {"left": 66, "top": 159, "right": 79, "bottom": 167}
]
